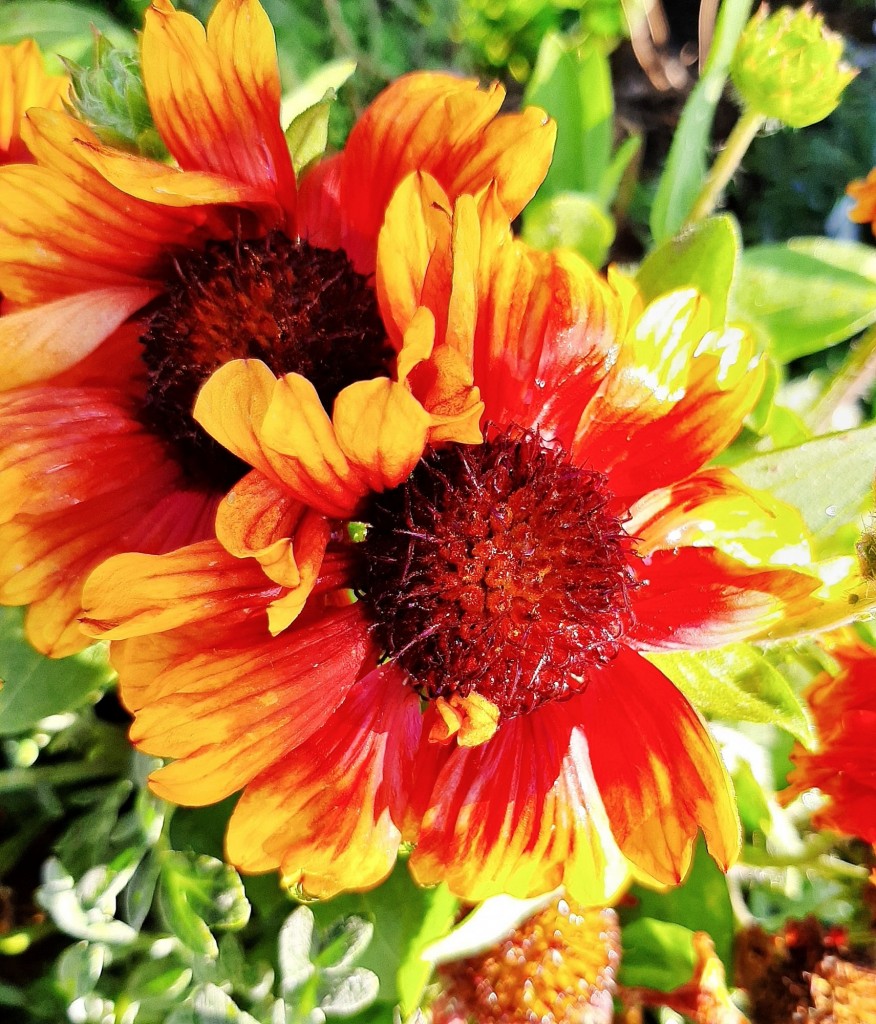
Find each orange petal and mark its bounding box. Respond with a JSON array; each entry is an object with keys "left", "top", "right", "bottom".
[
  {"left": 142, "top": 0, "right": 295, "bottom": 220},
  {"left": 339, "top": 73, "right": 554, "bottom": 267},
  {"left": 137, "top": 606, "right": 374, "bottom": 806},
  {"left": 0, "top": 40, "right": 69, "bottom": 163},
  {"left": 225, "top": 661, "right": 422, "bottom": 895},
  {"left": 0, "top": 109, "right": 233, "bottom": 303},
  {"left": 409, "top": 701, "right": 630, "bottom": 905},
  {"left": 333, "top": 378, "right": 432, "bottom": 492},
  {"left": 259, "top": 373, "right": 369, "bottom": 518},
  {"left": 216, "top": 470, "right": 307, "bottom": 586},
  {"left": 1, "top": 286, "right": 157, "bottom": 391},
  {"left": 81, "top": 538, "right": 280, "bottom": 639},
  {"left": 583, "top": 650, "right": 741, "bottom": 885},
  {"left": 193, "top": 358, "right": 278, "bottom": 476},
  {"left": 0, "top": 386, "right": 192, "bottom": 656}
]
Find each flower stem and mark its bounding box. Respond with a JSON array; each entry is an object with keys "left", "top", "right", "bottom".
[
  {"left": 806, "top": 324, "right": 876, "bottom": 434},
  {"left": 686, "top": 107, "right": 765, "bottom": 225}
]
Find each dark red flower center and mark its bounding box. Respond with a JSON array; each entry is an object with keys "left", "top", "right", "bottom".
[
  {"left": 355, "top": 425, "right": 638, "bottom": 719},
  {"left": 139, "top": 231, "right": 394, "bottom": 490}
]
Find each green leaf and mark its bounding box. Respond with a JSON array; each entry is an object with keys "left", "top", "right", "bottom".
[
  {"left": 522, "top": 192, "right": 615, "bottom": 267},
  {"left": 647, "top": 644, "right": 812, "bottom": 744},
  {"left": 620, "top": 840, "right": 735, "bottom": 975},
  {"left": 636, "top": 215, "right": 739, "bottom": 327},
  {"left": 37, "top": 857, "right": 138, "bottom": 945},
  {"left": 310, "top": 860, "right": 458, "bottom": 1010},
  {"left": 788, "top": 237, "right": 876, "bottom": 283},
  {"left": 0, "top": 1, "right": 134, "bottom": 69},
  {"left": 618, "top": 918, "right": 696, "bottom": 992},
  {"left": 280, "top": 58, "right": 357, "bottom": 127},
  {"left": 319, "top": 969, "right": 380, "bottom": 1017},
  {"left": 55, "top": 941, "right": 106, "bottom": 1002},
  {"left": 650, "top": 0, "right": 753, "bottom": 241},
  {"left": 278, "top": 905, "right": 318, "bottom": 995},
  {"left": 0, "top": 607, "right": 116, "bottom": 736},
  {"left": 159, "top": 852, "right": 251, "bottom": 959},
  {"left": 733, "top": 422, "right": 876, "bottom": 543},
  {"left": 285, "top": 92, "right": 335, "bottom": 176},
  {"left": 730, "top": 245, "right": 876, "bottom": 361},
  {"left": 525, "top": 34, "right": 613, "bottom": 199},
  {"left": 166, "top": 983, "right": 260, "bottom": 1024}
]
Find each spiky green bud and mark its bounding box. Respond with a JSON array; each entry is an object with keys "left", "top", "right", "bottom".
[
  {"left": 730, "top": 4, "right": 856, "bottom": 129},
  {"left": 65, "top": 33, "right": 167, "bottom": 159}
]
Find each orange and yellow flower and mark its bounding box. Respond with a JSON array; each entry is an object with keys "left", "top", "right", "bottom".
[
  {"left": 848, "top": 168, "right": 876, "bottom": 233},
  {"left": 785, "top": 634, "right": 876, "bottom": 844},
  {"left": 0, "top": 39, "right": 68, "bottom": 165},
  {"left": 82, "top": 172, "right": 830, "bottom": 903},
  {"left": 0, "top": 0, "right": 552, "bottom": 655}
]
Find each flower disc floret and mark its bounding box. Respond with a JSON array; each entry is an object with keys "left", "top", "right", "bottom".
[
  {"left": 140, "top": 231, "right": 392, "bottom": 489},
  {"left": 356, "top": 424, "right": 637, "bottom": 718}
]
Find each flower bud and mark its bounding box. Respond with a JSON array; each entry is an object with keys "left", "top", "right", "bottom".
[
  {"left": 65, "top": 33, "right": 166, "bottom": 159},
  {"left": 730, "top": 4, "right": 856, "bottom": 128}
]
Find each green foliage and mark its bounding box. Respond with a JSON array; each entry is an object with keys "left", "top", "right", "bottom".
[
  {"left": 635, "top": 215, "right": 739, "bottom": 326},
  {"left": 0, "top": 607, "right": 116, "bottom": 736},
  {"left": 65, "top": 33, "right": 167, "bottom": 158},
  {"left": 734, "top": 421, "right": 876, "bottom": 547},
  {"left": 648, "top": 643, "right": 813, "bottom": 745},
  {"left": 649, "top": 0, "right": 752, "bottom": 241},
  {"left": 730, "top": 244, "right": 876, "bottom": 362},
  {"left": 620, "top": 841, "right": 734, "bottom": 989},
  {"left": 522, "top": 32, "right": 640, "bottom": 264},
  {"left": 0, "top": 1, "right": 133, "bottom": 67}
]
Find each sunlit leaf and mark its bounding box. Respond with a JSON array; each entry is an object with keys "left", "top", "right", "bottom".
[
  {"left": 0, "top": 1, "right": 133, "bottom": 68},
  {"left": 522, "top": 192, "right": 615, "bottom": 267},
  {"left": 648, "top": 644, "right": 812, "bottom": 744},
  {"left": 636, "top": 216, "right": 739, "bottom": 326},
  {"left": 733, "top": 422, "right": 876, "bottom": 543},
  {"left": 158, "top": 852, "right": 250, "bottom": 959},
  {"left": 0, "top": 607, "right": 116, "bottom": 736},
  {"left": 285, "top": 92, "right": 335, "bottom": 175},
  {"left": 730, "top": 245, "right": 876, "bottom": 361},
  {"left": 619, "top": 918, "right": 696, "bottom": 992},
  {"left": 525, "top": 33, "right": 612, "bottom": 199}
]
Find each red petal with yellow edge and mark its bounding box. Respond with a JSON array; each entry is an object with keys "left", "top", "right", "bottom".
[
  {"left": 1, "top": 287, "right": 157, "bottom": 391},
  {"left": 472, "top": 188, "right": 620, "bottom": 448},
  {"left": 630, "top": 547, "right": 820, "bottom": 651},
  {"left": 0, "top": 40, "right": 68, "bottom": 163},
  {"left": 224, "top": 661, "right": 422, "bottom": 895},
  {"left": 409, "top": 701, "right": 630, "bottom": 906},
  {"left": 134, "top": 605, "right": 375, "bottom": 807},
  {"left": 629, "top": 467, "right": 813, "bottom": 568},
  {"left": 0, "top": 386, "right": 199, "bottom": 657},
  {"left": 338, "top": 73, "right": 554, "bottom": 268},
  {"left": 573, "top": 293, "right": 765, "bottom": 499},
  {"left": 80, "top": 538, "right": 283, "bottom": 640},
  {"left": 582, "top": 649, "right": 740, "bottom": 885},
  {"left": 142, "top": 0, "right": 295, "bottom": 221}
]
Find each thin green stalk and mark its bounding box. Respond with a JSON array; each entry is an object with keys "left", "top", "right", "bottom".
[
  {"left": 806, "top": 324, "right": 876, "bottom": 434},
  {"left": 686, "top": 107, "right": 765, "bottom": 224}
]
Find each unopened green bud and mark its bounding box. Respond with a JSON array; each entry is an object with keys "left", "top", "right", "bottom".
[
  {"left": 730, "top": 4, "right": 856, "bottom": 129},
  {"left": 65, "top": 33, "right": 167, "bottom": 159}
]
